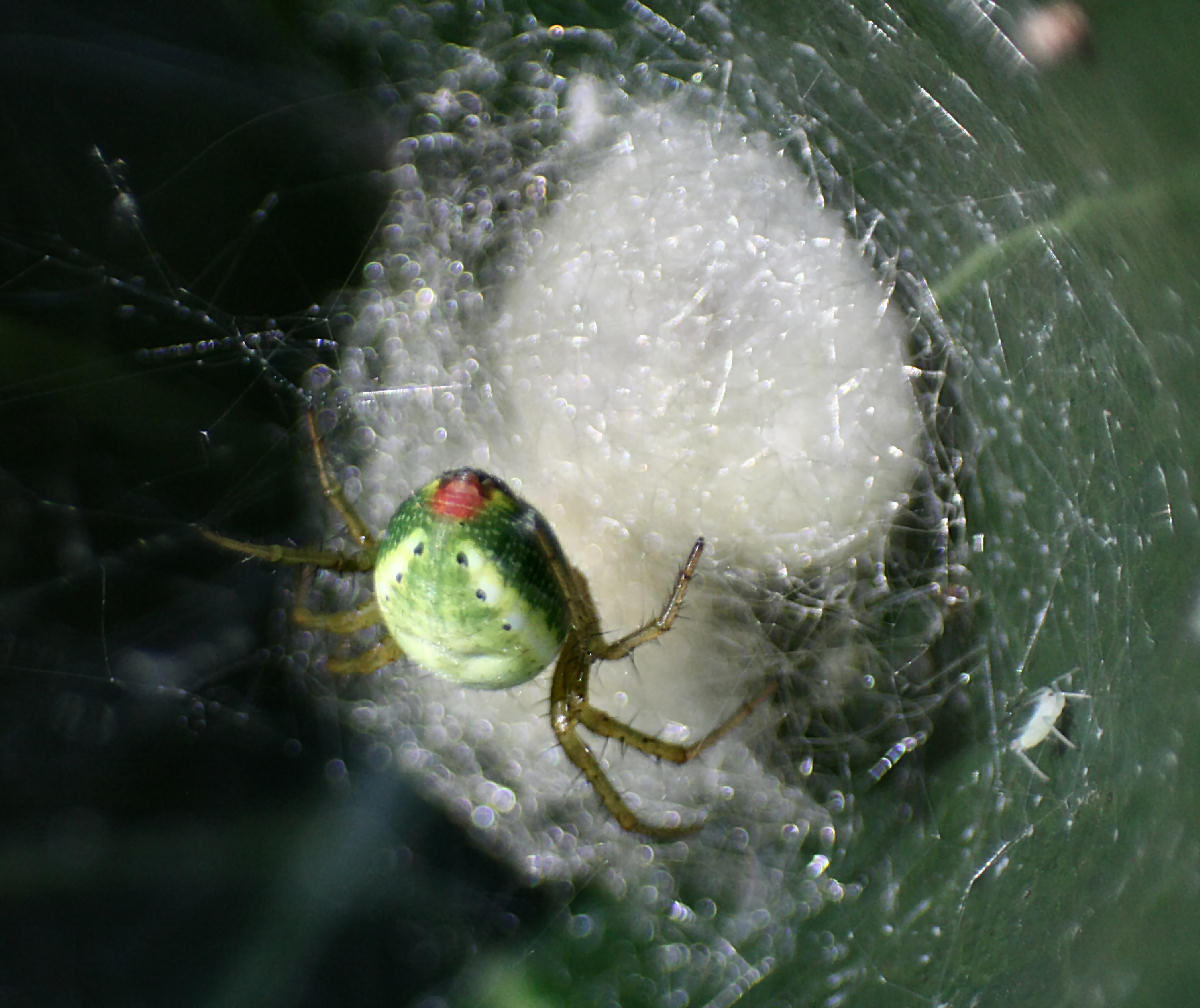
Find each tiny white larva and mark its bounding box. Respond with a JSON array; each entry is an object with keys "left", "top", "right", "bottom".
[{"left": 1009, "top": 677, "right": 1091, "bottom": 781}]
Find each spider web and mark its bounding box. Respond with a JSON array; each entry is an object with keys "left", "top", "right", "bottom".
[{"left": 2, "top": 1, "right": 1199, "bottom": 1006}]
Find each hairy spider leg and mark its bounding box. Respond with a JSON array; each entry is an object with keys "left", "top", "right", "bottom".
[
  {"left": 322, "top": 634, "right": 404, "bottom": 676},
  {"left": 590, "top": 537, "right": 704, "bottom": 660},
  {"left": 304, "top": 411, "right": 377, "bottom": 553},
  {"left": 576, "top": 682, "right": 779, "bottom": 764},
  {"left": 547, "top": 537, "right": 777, "bottom": 838},
  {"left": 200, "top": 412, "right": 379, "bottom": 573},
  {"left": 201, "top": 413, "right": 395, "bottom": 673},
  {"left": 199, "top": 530, "right": 375, "bottom": 573}
]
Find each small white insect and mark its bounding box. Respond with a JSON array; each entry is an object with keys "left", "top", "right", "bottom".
[{"left": 1009, "top": 676, "right": 1090, "bottom": 781}]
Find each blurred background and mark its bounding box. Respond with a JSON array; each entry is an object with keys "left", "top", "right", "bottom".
[{"left": 2, "top": 1, "right": 1198, "bottom": 1005}]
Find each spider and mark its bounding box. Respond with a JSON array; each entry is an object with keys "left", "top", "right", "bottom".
[{"left": 203, "top": 412, "right": 774, "bottom": 837}]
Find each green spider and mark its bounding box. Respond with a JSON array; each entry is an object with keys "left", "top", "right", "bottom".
[{"left": 204, "top": 413, "right": 772, "bottom": 837}]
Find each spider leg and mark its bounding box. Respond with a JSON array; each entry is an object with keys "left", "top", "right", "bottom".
[
  {"left": 552, "top": 630, "right": 704, "bottom": 838},
  {"left": 578, "top": 534, "right": 774, "bottom": 761},
  {"left": 296, "top": 597, "right": 403, "bottom": 674},
  {"left": 552, "top": 650, "right": 776, "bottom": 837},
  {"left": 202, "top": 414, "right": 400, "bottom": 678},
  {"left": 592, "top": 538, "right": 704, "bottom": 661},
  {"left": 200, "top": 528, "right": 375, "bottom": 572},
  {"left": 548, "top": 537, "right": 773, "bottom": 837},
  {"left": 326, "top": 637, "right": 404, "bottom": 676},
  {"left": 577, "top": 680, "right": 778, "bottom": 763},
  {"left": 293, "top": 587, "right": 402, "bottom": 676},
  {"left": 553, "top": 712, "right": 701, "bottom": 838},
  {"left": 294, "top": 597, "right": 382, "bottom": 633},
  {"left": 303, "top": 411, "right": 377, "bottom": 552},
  {"left": 551, "top": 611, "right": 776, "bottom": 837}
]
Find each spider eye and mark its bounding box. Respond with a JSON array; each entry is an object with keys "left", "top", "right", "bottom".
[
  {"left": 475, "top": 588, "right": 487, "bottom": 601},
  {"left": 413, "top": 541, "right": 425, "bottom": 556},
  {"left": 457, "top": 552, "right": 468, "bottom": 566}
]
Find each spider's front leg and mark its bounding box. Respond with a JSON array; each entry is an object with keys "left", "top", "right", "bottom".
[
  {"left": 200, "top": 411, "right": 379, "bottom": 573},
  {"left": 303, "top": 410, "right": 377, "bottom": 553},
  {"left": 202, "top": 530, "right": 394, "bottom": 674},
  {"left": 198, "top": 529, "right": 375, "bottom": 573},
  {"left": 200, "top": 412, "right": 394, "bottom": 674}
]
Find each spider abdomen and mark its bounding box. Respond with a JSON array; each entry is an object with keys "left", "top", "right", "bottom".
[{"left": 374, "top": 468, "right": 571, "bottom": 688}]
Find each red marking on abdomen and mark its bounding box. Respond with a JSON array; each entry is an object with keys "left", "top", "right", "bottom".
[{"left": 431, "top": 470, "right": 490, "bottom": 520}]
